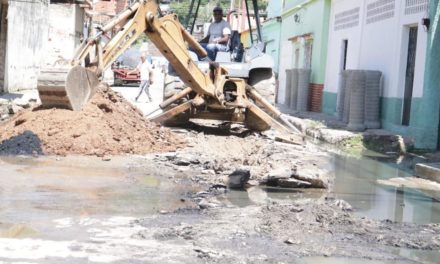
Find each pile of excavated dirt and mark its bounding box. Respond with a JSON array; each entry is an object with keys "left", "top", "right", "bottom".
[{"left": 0, "top": 85, "right": 184, "bottom": 156}]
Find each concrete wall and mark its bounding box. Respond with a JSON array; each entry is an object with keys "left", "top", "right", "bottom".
[
  {"left": 5, "top": 0, "right": 49, "bottom": 92},
  {"left": 277, "top": 0, "right": 331, "bottom": 106},
  {"left": 42, "top": 4, "right": 84, "bottom": 68},
  {"left": 1, "top": 2, "right": 85, "bottom": 93},
  {"left": 324, "top": 0, "right": 431, "bottom": 148}
]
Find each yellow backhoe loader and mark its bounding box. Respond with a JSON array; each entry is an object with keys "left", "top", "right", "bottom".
[{"left": 37, "top": 0, "right": 301, "bottom": 142}]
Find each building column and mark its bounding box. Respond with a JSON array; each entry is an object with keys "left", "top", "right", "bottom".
[{"left": 413, "top": 0, "right": 440, "bottom": 149}]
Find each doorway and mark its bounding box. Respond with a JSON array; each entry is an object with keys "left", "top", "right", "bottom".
[
  {"left": 294, "top": 48, "right": 300, "bottom": 68},
  {"left": 402, "top": 26, "right": 418, "bottom": 126},
  {"left": 341, "top": 39, "right": 348, "bottom": 71}
]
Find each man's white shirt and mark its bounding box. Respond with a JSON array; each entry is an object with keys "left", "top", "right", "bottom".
[{"left": 137, "top": 60, "right": 153, "bottom": 81}]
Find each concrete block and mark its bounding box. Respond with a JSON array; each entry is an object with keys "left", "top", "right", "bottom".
[
  {"left": 347, "top": 70, "right": 366, "bottom": 131},
  {"left": 284, "top": 69, "right": 292, "bottom": 108},
  {"left": 289, "top": 69, "right": 298, "bottom": 110},
  {"left": 415, "top": 163, "right": 440, "bottom": 183},
  {"left": 364, "top": 71, "right": 381, "bottom": 129},
  {"left": 297, "top": 69, "right": 311, "bottom": 112}
]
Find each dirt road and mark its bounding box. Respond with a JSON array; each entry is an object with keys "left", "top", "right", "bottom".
[{"left": 0, "top": 123, "right": 439, "bottom": 263}]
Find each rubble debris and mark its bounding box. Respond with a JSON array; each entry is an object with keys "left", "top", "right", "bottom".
[
  {"left": 0, "top": 85, "right": 184, "bottom": 155},
  {"left": 227, "top": 169, "right": 250, "bottom": 189}
]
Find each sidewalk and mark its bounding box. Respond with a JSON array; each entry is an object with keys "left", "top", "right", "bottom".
[{"left": 278, "top": 105, "right": 412, "bottom": 155}]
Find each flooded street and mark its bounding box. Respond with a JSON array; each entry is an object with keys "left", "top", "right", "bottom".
[
  {"left": 226, "top": 152, "right": 440, "bottom": 224},
  {"left": 331, "top": 154, "right": 440, "bottom": 224},
  {"left": 0, "top": 147, "right": 439, "bottom": 263},
  {"left": 0, "top": 155, "right": 200, "bottom": 262}
]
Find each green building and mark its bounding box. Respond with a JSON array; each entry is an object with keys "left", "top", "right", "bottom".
[
  {"left": 262, "top": 0, "right": 282, "bottom": 74},
  {"left": 277, "top": 0, "right": 331, "bottom": 112}
]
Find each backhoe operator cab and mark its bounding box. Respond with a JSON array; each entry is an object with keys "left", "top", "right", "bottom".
[{"left": 165, "top": 0, "right": 275, "bottom": 104}]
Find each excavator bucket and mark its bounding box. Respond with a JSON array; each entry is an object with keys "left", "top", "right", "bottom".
[{"left": 37, "top": 66, "right": 100, "bottom": 111}]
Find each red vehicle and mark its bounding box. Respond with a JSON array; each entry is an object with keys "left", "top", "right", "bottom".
[{"left": 112, "top": 62, "right": 140, "bottom": 86}]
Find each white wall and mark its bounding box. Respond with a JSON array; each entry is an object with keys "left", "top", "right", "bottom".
[
  {"left": 6, "top": 2, "right": 49, "bottom": 92},
  {"left": 324, "top": 0, "right": 428, "bottom": 99},
  {"left": 42, "top": 4, "right": 84, "bottom": 68},
  {"left": 4, "top": 3, "right": 83, "bottom": 92}
]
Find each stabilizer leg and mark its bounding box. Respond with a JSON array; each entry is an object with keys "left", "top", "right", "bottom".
[{"left": 150, "top": 100, "right": 192, "bottom": 123}]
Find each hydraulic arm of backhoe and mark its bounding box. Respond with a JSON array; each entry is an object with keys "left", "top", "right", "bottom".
[
  {"left": 39, "top": 0, "right": 216, "bottom": 110},
  {"left": 37, "top": 0, "right": 302, "bottom": 141}
]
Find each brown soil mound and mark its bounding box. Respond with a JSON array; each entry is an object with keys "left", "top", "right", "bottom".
[{"left": 0, "top": 86, "right": 184, "bottom": 156}]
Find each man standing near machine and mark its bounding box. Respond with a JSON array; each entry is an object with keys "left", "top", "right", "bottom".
[
  {"left": 128, "top": 53, "right": 154, "bottom": 102},
  {"left": 199, "top": 6, "right": 231, "bottom": 61}
]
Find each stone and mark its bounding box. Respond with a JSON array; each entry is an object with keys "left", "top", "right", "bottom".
[
  {"left": 174, "top": 159, "right": 191, "bottom": 166},
  {"left": 289, "top": 205, "right": 304, "bottom": 212},
  {"left": 333, "top": 199, "right": 353, "bottom": 211},
  {"left": 174, "top": 154, "right": 200, "bottom": 166},
  {"left": 284, "top": 238, "right": 300, "bottom": 245},
  {"left": 201, "top": 169, "right": 215, "bottom": 175},
  {"left": 293, "top": 166, "right": 329, "bottom": 189},
  {"left": 8, "top": 104, "right": 23, "bottom": 115},
  {"left": 227, "top": 169, "right": 250, "bottom": 189},
  {"left": 277, "top": 178, "right": 311, "bottom": 188},
  {"left": 247, "top": 179, "right": 259, "bottom": 186},
  {"left": 268, "top": 168, "right": 292, "bottom": 179},
  {"left": 198, "top": 198, "right": 219, "bottom": 209}
]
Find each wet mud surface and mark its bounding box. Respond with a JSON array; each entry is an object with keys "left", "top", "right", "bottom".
[{"left": 0, "top": 124, "right": 439, "bottom": 263}]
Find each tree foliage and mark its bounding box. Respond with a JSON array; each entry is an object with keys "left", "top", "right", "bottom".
[{"left": 169, "top": 0, "right": 268, "bottom": 28}]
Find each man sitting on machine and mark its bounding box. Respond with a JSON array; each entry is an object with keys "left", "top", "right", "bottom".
[{"left": 199, "top": 6, "right": 231, "bottom": 61}]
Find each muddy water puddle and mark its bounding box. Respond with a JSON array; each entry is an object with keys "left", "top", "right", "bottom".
[
  {"left": 0, "top": 155, "right": 194, "bottom": 239},
  {"left": 0, "top": 152, "right": 439, "bottom": 263},
  {"left": 227, "top": 153, "right": 440, "bottom": 224}
]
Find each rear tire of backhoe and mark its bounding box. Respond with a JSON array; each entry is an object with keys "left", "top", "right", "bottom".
[{"left": 161, "top": 73, "right": 190, "bottom": 127}]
